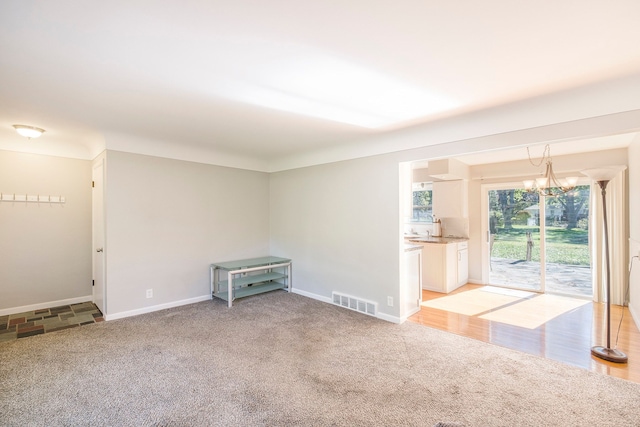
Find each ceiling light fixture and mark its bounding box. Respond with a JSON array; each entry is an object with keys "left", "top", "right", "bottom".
[
  {"left": 13, "top": 124, "right": 45, "bottom": 139},
  {"left": 522, "top": 144, "right": 578, "bottom": 197}
]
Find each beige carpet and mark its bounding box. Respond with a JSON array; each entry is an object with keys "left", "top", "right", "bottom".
[
  {"left": 421, "top": 287, "right": 526, "bottom": 316},
  {"left": 479, "top": 294, "right": 591, "bottom": 329},
  {"left": 1, "top": 291, "right": 639, "bottom": 426}
]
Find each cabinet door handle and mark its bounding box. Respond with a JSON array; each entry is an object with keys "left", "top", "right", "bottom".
[{"left": 96, "top": 248, "right": 103, "bottom": 253}]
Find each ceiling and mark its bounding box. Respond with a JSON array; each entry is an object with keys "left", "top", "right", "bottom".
[{"left": 2, "top": 1, "right": 640, "bottom": 170}]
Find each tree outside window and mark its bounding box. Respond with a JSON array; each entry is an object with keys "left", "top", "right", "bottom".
[{"left": 412, "top": 185, "right": 433, "bottom": 223}]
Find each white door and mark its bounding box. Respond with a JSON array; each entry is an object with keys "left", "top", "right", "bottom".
[{"left": 92, "top": 159, "right": 106, "bottom": 314}]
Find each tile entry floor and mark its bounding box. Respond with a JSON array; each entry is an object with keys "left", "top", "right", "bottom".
[{"left": 0, "top": 302, "right": 103, "bottom": 343}]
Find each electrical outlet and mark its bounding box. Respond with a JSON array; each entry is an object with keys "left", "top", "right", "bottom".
[
  {"left": 387, "top": 296, "right": 393, "bottom": 307},
  {"left": 146, "top": 289, "right": 153, "bottom": 298}
]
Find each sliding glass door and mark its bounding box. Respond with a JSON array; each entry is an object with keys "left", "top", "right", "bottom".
[
  {"left": 543, "top": 186, "right": 592, "bottom": 297},
  {"left": 488, "top": 187, "right": 542, "bottom": 291},
  {"left": 486, "top": 184, "right": 592, "bottom": 297}
]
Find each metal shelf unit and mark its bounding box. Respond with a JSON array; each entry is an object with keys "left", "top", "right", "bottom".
[{"left": 210, "top": 256, "right": 292, "bottom": 307}]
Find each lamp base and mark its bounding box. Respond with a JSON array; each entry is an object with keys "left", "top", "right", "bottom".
[{"left": 591, "top": 346, "right": 628, "bottom": 363}]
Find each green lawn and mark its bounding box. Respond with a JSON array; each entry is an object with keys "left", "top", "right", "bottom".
[{"left": 491, "top": 225, "right": 590, "bottom": 265}]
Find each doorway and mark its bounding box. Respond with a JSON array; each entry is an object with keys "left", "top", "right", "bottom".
[{"left": 484, "top": 182, "right": 592, "bottom": 297}]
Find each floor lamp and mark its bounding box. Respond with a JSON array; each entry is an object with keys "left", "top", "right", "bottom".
[{"left": 581, "top": 165, "right": 628, "bottom": 363}]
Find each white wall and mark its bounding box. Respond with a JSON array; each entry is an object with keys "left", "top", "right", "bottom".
[
  {"left": 628, "top": 137, "right": 640, "bottom": 324},
  {"left": 103, "top": 150, "right": 269, "bottom": 318},
  {"left": 0, "top": 150, "right": 92, "bottom": 313},
  {"left": 269, "top": 155, "right": 403, "bottom": 321}
]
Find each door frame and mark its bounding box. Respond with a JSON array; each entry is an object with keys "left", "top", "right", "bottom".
[{"left": 92, "top": 156, "right": 106, "bottom": 314}]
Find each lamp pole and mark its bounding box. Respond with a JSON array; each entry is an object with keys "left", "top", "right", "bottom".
[
  {"left": 581, "top": 165, "right": 627, "bottom": 363},
  {"left": 591, "top": 179, "right": 627, "bottom": 363}
]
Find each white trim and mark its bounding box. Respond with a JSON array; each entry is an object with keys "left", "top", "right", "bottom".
[
  {"left": 292, "top": 288, "right": 402, "bottom": 323},
  {"left": 291, "top": 288, "right": 332, "bottom": 304},
  {"left": 104, "top": 295, "right": 211, "bottom": 321},
  {"left": 0, "top": 295, "right": 93, "bottom": 316},
  {"left": 468, "top": 279, "right": 484, "bottom": 285},
  {"left": 629, "top": 238, "right": 640, "bottom": 331},
  {"left": 480, "top": 182, "right": 493, "bottom": 285},
  {"left": 399, "top": 306, "right": 420, "bottom": 324},
  {"left": 629, "top": 302, "right": 640, "bottom": 332},
  {"left": 376, "top": 311, "right": 402, "bottom": 324}
]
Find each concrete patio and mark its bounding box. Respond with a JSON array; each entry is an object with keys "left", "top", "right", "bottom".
[{"left": 490, "top": 257, "right": 592, "bottom": 297}]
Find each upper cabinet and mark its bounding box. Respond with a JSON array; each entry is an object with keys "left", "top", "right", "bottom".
[
  {"left": 432, "top": 180, "right": 468, "bottom": 218},
  {"left": 425, "top": 158, "right": 470, "bottom": 181},
  {"left": 412, "top": 157, "right": 470, "bottom": 220}
]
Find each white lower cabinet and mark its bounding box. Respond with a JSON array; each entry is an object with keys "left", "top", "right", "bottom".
[
  {"left": 457, "top": 241, "right": 469, "bottom": 287},
  {"left": 422, "top": 241, "right": 468, "bottom": 293}
]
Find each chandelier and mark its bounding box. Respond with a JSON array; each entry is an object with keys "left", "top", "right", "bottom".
[{"left": 522, "top": 145, "right": 578, "bottom": 197}]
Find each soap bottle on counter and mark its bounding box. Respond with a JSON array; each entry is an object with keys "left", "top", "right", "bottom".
[{"left": 433, "top": 217, "right": 442, "bottom": 237}]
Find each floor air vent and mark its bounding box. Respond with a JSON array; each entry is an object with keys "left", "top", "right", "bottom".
[{"left": 332, "top": 292, "right": 377, "bottom": 316}]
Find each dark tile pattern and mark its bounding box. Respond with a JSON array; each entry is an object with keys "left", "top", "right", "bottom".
[{"left": 0, "top": 302, "right": 103, "bottom": 343}]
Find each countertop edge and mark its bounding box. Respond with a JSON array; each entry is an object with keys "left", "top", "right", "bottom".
[
  {"left": 404, "top": 244, "right": 424, "bottom": 252},
  {"left": 406, "top": 236, "right": 469, "bottom": 244}
]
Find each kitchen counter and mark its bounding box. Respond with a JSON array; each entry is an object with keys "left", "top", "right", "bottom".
[
  {"left": 406, "top": 236, "right": 469, "bottom": 244},
  {"left": 404, "top": 243, "right": 424, "bottom": 252}
]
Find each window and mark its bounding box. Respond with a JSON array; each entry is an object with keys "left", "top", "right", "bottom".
[{"left": 412, "top": 183, "right": 433, "bottom": 223}]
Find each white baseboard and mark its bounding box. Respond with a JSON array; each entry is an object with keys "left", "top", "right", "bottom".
[
  {"left": 292, "top": 288, "right": 402, "bottom": 324},
  {"left": 104, "top": 288, "right": 405, "bottom": 325},
  {"left": 468, "top": 279, "right": 484, "bottom": 285},
  {"left": 104, "top": 295, "right": 211, "bottom": 321},
  {"left": 0, "top": 295, "right": 93, "bottom": 316},
  {"left": 291, "top": 287, "right": 332, "bottom": 304},
  {"left": 377, "top": 311, "right": 402, "bottom": 324}
]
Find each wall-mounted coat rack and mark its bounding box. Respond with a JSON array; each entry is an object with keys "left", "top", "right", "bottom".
[{"left": 0, "top": 193, "right": 66, "bottom": 203}]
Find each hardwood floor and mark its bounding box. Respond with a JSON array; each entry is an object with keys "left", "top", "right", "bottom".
[{"left": 408, "top": 284, "right": 640, "bottom": 383}]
